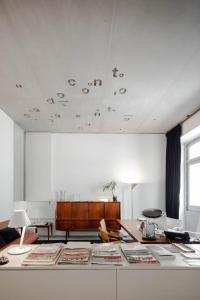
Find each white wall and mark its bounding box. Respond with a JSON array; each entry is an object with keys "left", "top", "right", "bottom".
[
  {"left": 25, "top": 133, "right": 166, "bottom": 222},
  {"left": 0, "top": 109, "right": 14, "bottom": 220},
  {"left": 25, "top": 133, "right": 52, "bottom": 203},
  {"left": 14, "top": 123, "right": 24, "bottom": 202}
]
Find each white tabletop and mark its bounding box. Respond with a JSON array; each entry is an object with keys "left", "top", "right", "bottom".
[{"left": 0, "top": 243, "right": 200, "bottom": 270}]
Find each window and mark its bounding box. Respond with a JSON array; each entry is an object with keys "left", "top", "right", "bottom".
[{"left": 185, "top": 138, "right": 200, "bottom": 211}]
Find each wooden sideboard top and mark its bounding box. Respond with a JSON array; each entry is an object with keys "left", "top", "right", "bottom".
[{"left": 57, "top": 201, "right": 120, "bottom": 203}]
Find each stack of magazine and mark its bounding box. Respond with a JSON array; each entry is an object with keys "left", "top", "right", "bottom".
[
  {"left": 57, "top": 247, "right": 90, "bottom": 264},
  {"left": 22, "top": 243, "right": 63, "bottom": 266},
  {"left": 91, "top": 243, "right": 123, "bottom": 265},
  {"left": 120, "top": 243, "right": 159, "bottom": 264}
]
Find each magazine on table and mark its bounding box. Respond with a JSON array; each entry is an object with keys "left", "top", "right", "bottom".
[
  {"left": 58, "top": 248, "right": 90, "bottom": 264},
  {"left": 120, "top": 243, "right": 159, "bottom": 264},
  {"left": 91, "top": 243, "right": 123, "bottom": 266},
  {"left": 22, "top": 243, "right": 64, "bottom": 266}
]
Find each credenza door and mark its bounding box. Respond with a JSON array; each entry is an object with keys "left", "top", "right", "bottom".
[
  {"left": 105, "top": 202, "right": 121, "bottom": 230},
  {"left": 56, "top": 202, "right": 71, "bottom": 219},
  {"left": 88, "top": 202, "right": 105, "bottom": 229},
  {"left": 56, "top": 202, "right": 72, "bottom": 230},
  {"left": 71, "top": 202, "right": 88, "bottom": 229}
]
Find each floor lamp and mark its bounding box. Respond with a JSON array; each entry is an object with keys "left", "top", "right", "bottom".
[{"left": 130, "top": 183, "right": 138, "bottom": 219}]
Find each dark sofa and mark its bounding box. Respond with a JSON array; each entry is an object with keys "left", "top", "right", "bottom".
[{"left": 0, "top": 220, "right": 39, "bottom": 251}]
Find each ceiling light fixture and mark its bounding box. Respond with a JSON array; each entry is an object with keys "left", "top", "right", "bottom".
[
  {"left": 107, "top": 106, "right": 116, "bottom": 112},
  {"left": 16, "top": 84, "right": 22, "bottom": 88},
  {"left": 124, "top": 114, "right": 133, "bottom": 117},
  {"left": 33, "top": 108, "right": 40, "bottom": 112},
  {"left": 82, "top": 88, "right": 90, "bottom": 94},
  {"left": 46, "top": 98, "right": 55, "bottom": 104},
  {"left": 57, "top": 93, "right": 65, "bottom": 98},
  {"left": 119, "top": 88, "right": 127, "bottom": 94},
  {"left": 24, "top": 113, "right": 31, "bottom": 118},
  {"left": 54, "top": 113, "right": 61, "bottom": 118}
]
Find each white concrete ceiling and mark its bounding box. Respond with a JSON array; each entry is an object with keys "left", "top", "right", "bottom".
[{"left": 0, "top": 0, "right": 200, "bottom": 133}]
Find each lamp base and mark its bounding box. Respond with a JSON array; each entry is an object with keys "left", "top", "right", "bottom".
[{"left": 7, "top": 245, "right": 31, "bottom": 255}]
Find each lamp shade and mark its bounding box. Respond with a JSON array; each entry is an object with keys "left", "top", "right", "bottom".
[
  {"left": 14, "top": 201, "right": 27, "bottom": 211},
  {"left": 8, "top": 210, "right": 31, "bottom": 228}
]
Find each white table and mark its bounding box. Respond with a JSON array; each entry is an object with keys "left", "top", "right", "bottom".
[{"left": 0, "top": 243, "right": 200, "bottom": 300}]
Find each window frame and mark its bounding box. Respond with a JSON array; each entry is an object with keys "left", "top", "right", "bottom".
[{"left": 185, "top": 136, "right": 200, "bottom": 212}]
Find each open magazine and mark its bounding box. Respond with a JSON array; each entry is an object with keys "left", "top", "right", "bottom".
[{"left": 120, "top": 243, "right": 159, "bottom": 264}]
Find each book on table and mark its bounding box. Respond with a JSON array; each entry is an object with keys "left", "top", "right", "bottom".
[
  {"left": 120, "top": 243, "right": 159, "bottom": 264},
  {"left": 91, "top": 243, "right": 123, "bottom": 266},
  {"left": 172, "top": 243, "right": 195, "bottom": 253},
  {"left": 22, "top": 243, "right": 63, "bottom": 266},
  {"left": 57, "top": 247, "right": 90, "bottom": 264},
  {"left": 148, "top": 245, "right": 175, "bottom": 257}
]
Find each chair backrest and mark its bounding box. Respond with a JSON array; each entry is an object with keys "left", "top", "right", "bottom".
[
  {"left": 98, "top": 227, "right": 110, "bottom": 243},
  {"left": 100, "top": 219, "right": 107, "bottom": 232}
]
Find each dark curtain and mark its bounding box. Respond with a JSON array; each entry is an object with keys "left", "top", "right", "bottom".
[{"left": 165, "top": 124, "right": 181, "bottom": 219}]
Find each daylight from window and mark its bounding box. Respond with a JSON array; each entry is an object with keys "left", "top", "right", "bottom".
[{"left": 187, "top": 140, "right": 200, "bottom": 208}]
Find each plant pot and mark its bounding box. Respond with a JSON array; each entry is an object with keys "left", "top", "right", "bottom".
[{"left": 113, "top": 196, "right": 117, "bottom": 202}]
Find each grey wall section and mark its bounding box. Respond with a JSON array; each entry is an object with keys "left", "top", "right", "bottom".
[{"left": 0, "top": 109, "right": 14, "bottom": 220}]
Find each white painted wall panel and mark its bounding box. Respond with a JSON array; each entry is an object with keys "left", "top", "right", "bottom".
[
  {"left": 0, "top": 109, "right": 14, "bottom": 220},
  {"left": 14, "top": 123, "right": 24, "bottom": 202},
  {"left": 25, "top": 133, "right": 52, "bottom": 202},
  {"left": 25, "top": 133, "right": 166, "bottom": 221},
  {"left": 52, "top": 134, "right": 166, "bottom": 217}
]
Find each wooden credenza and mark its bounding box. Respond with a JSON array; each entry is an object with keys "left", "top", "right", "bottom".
[{"left": 55, "top": 201, "right": 121, "bottom": 232}]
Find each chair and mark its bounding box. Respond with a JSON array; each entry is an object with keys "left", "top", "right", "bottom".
[{"left": 98, "top": 219, "right": 122, "bottom": 243}]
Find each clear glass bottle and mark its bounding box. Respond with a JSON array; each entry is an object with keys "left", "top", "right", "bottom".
[{"left": 160, "top": 212, "right": 167, "bottom": 231}]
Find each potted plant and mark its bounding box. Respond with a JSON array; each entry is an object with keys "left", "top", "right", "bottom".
[{"left": 102, "top": 181, "right": 117, "bottom": 201}]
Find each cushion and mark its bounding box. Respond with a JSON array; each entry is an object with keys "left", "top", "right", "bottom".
[
  {"left": 142, "top": 209, "right": 162, "bottom": 218},
  {"left": 0, "top": 227, "right": 20, "bottom": 244},
  {"left": 0, "top": 235, "right": 6, "bottom": 249}
]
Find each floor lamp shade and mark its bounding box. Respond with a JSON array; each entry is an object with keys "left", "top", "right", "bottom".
[{"left": 8, "top": 210, "right": 31, "bottom": 255}]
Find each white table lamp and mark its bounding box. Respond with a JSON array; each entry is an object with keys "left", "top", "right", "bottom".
[{"left": 8, "top": 209, "right": 31, "bottom": 255}]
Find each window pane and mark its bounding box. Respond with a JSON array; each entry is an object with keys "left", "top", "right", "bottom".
[
  {"left": 189, "top": 163, "right": 200, "bottom": 206},
  {"left": 189, "top": 141, "right": 200, "bottom": 160}
]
